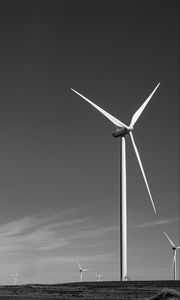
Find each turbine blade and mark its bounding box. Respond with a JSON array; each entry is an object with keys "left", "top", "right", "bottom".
[
  {"left": 163, "top": 232, "right": 176, "bottom": 247},
  {"left": 130, "top": 82, "right": 161, "bottom": 128},
  {"left": 77, "top": 261, "right": 82, "bottom": 270},
  {"left": 129, "top": 132, "right": 157, "bottom": 214},
  {"left": 83, "top": 269, "right": 89, "bottom": 272},
  {"left": 177, "top": 246, "right": 180, "bottom": 249},
  {"left": 71, "top": 88, "right": 128, "bottom": 128}
]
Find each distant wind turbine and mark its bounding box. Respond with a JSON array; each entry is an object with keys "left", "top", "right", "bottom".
[
  {"left": 10, "top": 273, "right": 19, "bottom": 285},
  {"left": 163, "top": 231, "right": 180, "bottom": 280},
  {"left": 96, "top": 274, "right": 103, "bottom": 281},
  {"left": 77, "top": 262, "right": 89, "bottom": 281},
  {"left": 71, "top": 83, "right": 160, "bottom": 281}
]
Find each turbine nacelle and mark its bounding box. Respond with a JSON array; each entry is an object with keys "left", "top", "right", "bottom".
[{"left": 112, "top": 127, "right": 133, "bottom": 138}]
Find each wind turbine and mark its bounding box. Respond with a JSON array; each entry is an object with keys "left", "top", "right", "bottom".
[
  {"left": 10, "top": 273, "right": 19, "bottom": 285},
  {"left": 163, "top": 231, "right": 180, "bottom": 280},
  {"left": 71, "top": 83, "right": 160, "bottom": 281},
  {"left": 96, "top": 274, "right": 103, "bottom": 281},
  {"left": 77, "top": 262, "right": 89, "bottom": 281}
]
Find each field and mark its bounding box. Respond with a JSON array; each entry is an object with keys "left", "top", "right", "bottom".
[{"left": 0, "top": 281, "right": 180, "bottom": 300}]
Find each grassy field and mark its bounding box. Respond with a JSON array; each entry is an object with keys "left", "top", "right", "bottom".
[{"left": 0, "top": 281, "right": 179, "bottom": 299}]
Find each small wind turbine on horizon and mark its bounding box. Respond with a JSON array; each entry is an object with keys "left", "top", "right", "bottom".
[
  {"left": 77, "top": 262, "right": 89, "bottom": 281},
  {"left": 71, "top": 82, "right": 160, "bottom": 281},
  {"left": 163, "top": 231, "right": 180, "bottom": 280},
  {"left": 96, "top": 274, "right": 103, "bottom": 281},
  {"left": 10, "top": 273, "right": 19, "bottom": 285}
]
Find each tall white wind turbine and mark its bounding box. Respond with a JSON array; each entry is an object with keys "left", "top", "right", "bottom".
[
  {"left": 163, "top": 231, "right": 180, "bottom": 280},
  {"left": 71, "top": 83, "right": 160, "bottom": 281},
  {"left": 77, "top": 262, "right": 89, "bottom": 281},
  {"left": 10, "top": 273, "right": 19, "bottom": 285}
]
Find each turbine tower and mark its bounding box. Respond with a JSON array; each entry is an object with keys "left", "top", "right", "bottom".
[
  {"left": 10, "top": 273, "right": 19, "bottom": 285},
  {"left": 77, "top": 262, "right": 89, "bottom": 281},
  {"left": 163, "top": 231, "right": 180, "bottom": 280},
  {"left": 71, "top": 83, "right": 160, "bottom": 281}
]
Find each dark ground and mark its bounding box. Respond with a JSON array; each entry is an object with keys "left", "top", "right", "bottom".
[{"left": 0, "top": 281, "right": 180, "bottom": 299}]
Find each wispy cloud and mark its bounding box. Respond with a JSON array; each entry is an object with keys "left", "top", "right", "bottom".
[
  {"left": 0, "top": 206, "right": 119, "bottom": 284},
  {"left": 135, "top": 217, "right": 179, "bottom": 228},
  {"left": 0, "top": 209, "right": 117, "bottom": 263}
]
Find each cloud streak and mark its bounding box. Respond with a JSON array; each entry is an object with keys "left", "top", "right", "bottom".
[
  {"left": 0, "top": 209, "right": 117, "bottom": 264},
  {"left": 135, "top": 217, "right": 179, "bottom": 228},
  {"left": 0, "top": 205, "right": 119, "bottom": 284}
]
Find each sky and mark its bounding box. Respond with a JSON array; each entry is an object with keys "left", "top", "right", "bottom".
[{"left": 0, "top": 0, "right": 179, "bottom": 284}]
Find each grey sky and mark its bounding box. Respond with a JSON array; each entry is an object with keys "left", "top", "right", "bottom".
[{"left": 0, "top": 0, "right": 179, "bottom": 283}]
